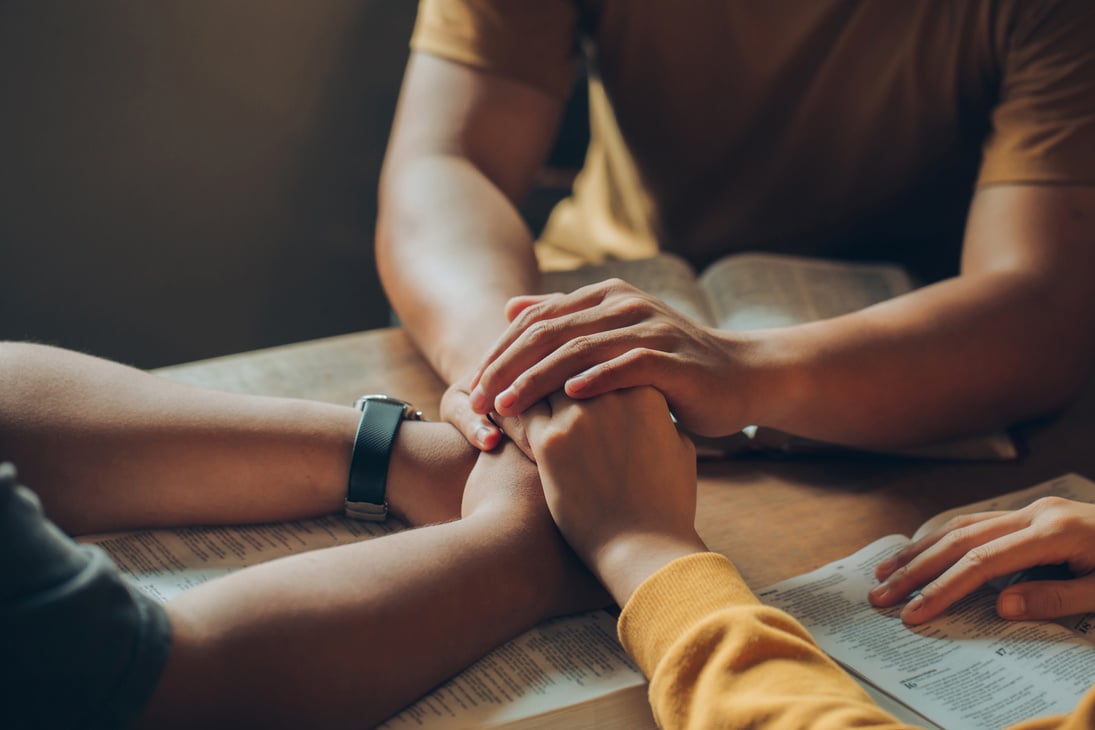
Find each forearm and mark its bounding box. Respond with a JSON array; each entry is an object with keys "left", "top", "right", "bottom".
[
  {"left": 141, "top": 511, "right": 562, "bottom": 729},
  {"left": 740, "top": 269, "right": 1094, "bottom": 446},
  {"left": 0, "top": 343, "right": 475, "bottom": 534},
  {"left": 377, "top": 155, "right": 541, "bottom": 383},
  {"left": 142, "top": 443, "right": 591, "bottom": 729}
]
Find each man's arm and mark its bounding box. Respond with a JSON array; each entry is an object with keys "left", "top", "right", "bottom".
[
  {"left": 0, "top": 342, "right": 475, "bottom": 534},
  {"left": 471, "top": 184, "right": 1095, "bottom": 446},
  {"left": 376, "top": 51, "right": 564, "bottom": 448},
  {"left": 139, "top": 443, "right": 602, "bottom": 729}
]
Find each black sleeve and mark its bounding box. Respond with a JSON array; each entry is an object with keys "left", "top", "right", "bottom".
[{"left": 0, "top": 462, "right": 172, "bottom": 730}]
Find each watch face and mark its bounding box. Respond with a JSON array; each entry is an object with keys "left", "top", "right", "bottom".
[{"left": 354, "top": 394, "right": 423, "bottom": 421}]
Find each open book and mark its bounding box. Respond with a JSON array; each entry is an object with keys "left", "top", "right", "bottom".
[
  {"left": 80, "top": 518, "right": 656, "bottom": 729},
  {"left": 758, "top": 473, "right": 1095, "bottom": 730},
  {"left": 541, "top": 252, "right": 1020, "bottom": 461}
]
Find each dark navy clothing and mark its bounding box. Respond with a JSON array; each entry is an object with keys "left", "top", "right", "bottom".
[{"left": 1, "top": 463, "right": 171, "bottom": 729}]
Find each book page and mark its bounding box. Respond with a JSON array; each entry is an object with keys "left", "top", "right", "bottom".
[
  {"left": 379, "top": 611, "right": 654, "bottom": 730},
  {"left": 759, "top": 534, "right": 1095, "bottom": 730},
  {"left": 541, "top": 254, "right": 717, "bottom": 326},
  {"left": 698, "top": 252, "right": 914, "bottom": 331},
  {"left": 80, "top": 516, "right": 398, "bottom": 602}
]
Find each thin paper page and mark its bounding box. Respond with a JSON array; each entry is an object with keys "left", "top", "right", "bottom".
[
  {"left": 80, "top": 516, "right": 397, "bottom": 602},
  {"left": 699, "top": 253, "right": 914, "bottom": 330},
  {"left": 379, "top": 611, "right": 653, "bottom": 730},
  {"left": 541, "top": 254, "right": 717, "bottom": 326},
  {"left": 759, "top": 535, "right": 1095, "bottom": 730}
]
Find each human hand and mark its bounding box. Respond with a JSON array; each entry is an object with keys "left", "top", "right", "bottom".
[
  {"left": 440, "top": 378, "right": 503, "bottom": 452},
  {"left": 524, "top": 387, "right": 707, "bottom": 605},
  {"left": 459, "top": 442, "right": 608, "bottom": 616},
  {"left": 441, "top": 373, "right": 538, "bottom": 460},
  {"left": 467, "top": 280, "right": 752, "bottom": 438},
  {"left": 869, "top": 497, "right": 1095, "bottom": 624}
]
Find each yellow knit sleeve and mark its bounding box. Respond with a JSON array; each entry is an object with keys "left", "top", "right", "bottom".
[
  {"left": 618, "top": 553, "right": 913, "bottom": 730},
  {"left": 619, "top": 553, "right": 1095, "bottom": 728}
]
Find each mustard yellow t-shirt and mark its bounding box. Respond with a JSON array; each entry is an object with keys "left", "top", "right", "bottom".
[
  {"left": 619, "top": 553, "right": 1095, "bottom": 730},
  {"left": 411, "top": 0, "right": 1095, "bottom": 281}
]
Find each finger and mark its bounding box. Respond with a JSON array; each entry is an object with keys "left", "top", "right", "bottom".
[
  {"left": 469, "top": 280, "right": 641, "bottom": 404},
  {"left": 504, "top": 293, "right": 559, "bottom": 323},
  {"left": 869, "top": 510, "right": 1028, "bottom": 605},
  {"left": 469, "top": 286, "right": 609, "bottom": 395},
  {"left": 441, "top": 388, "right": 502, "bottom": 451},
  {"left": 563, "top": 347, "right": 680, "bottom": 402},
  {"left": 493, "top": 408, "right": 539, "bottom": 462},
  {"left": 895, "top": 527, "right": 1065, "bottom": 624},
  {"left": 518, "top": 397, "right": 557, "bottom": 442},
  {"left": 873, "top": 510, "right": 1013, "bottom": 582},
  {"left": 489, "top": 332, "right": 656, "bottom": 417},
  {"left": 478, "top": 298, "right": 667, "bottom": 417},
  {"left": 998, "top": 573, "right": 1095, "bottom": 621}
]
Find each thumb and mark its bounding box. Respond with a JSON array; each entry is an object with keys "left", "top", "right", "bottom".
[
  {"left": 440, "top": 387, "right": 501, "bottom": 451},
  {"left": 998, "top": 573, "right": 1095, "bottom": 621}
]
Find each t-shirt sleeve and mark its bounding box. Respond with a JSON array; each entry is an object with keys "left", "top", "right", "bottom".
[
  {"left": 977, "top": 0, "right": 1095, "bottom": 187},
  {"left": 409, "top": 0, "right": 582, "bottom": 99},
  {"left": 0, "top": 463, "right": 171, "bottom": 730}
]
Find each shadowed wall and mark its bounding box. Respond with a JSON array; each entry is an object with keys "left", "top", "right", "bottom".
[{"left": 1, "top": 1, "right": 415, "bottom": 367}]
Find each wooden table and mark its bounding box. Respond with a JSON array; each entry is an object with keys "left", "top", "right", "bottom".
[{"left": 160, "top": 328, "right": 1095, "bottom": 588}]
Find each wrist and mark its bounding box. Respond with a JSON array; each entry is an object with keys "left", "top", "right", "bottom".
[
  {"left": 588, "top": 530, "right": 709, "bottom": 607},
  {"left": 385, "top": 422, "right": 476, "bottom": 526},
  {"left": 726, "top": 328, "right": 806, "bottom": 430}
]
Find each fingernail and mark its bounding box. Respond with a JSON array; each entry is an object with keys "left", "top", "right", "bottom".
[
  {"left": 869, "top": 584, "right": 890, "bottom": 603},
  {"left": 566, "top": 374, "right": 588, "bottom": 394},
  {"left": 902, "top": 594, "right": 924, "bottom": 620},
  {"left": 999, "top": 593, "right": 1025, "bottom": 619},
  {"left": 495, "top": 387, "right": 516, "bottom": 412},
  {"left": 469, "top": 387, "right": 487, "bottom": 413},
  {"left": 875, "top": 558, "right": 896, "bottom": 577},
  {"left": 476, "top": 426, "right": 495, "bottom": 449}
]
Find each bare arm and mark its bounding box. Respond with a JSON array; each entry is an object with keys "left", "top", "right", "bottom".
[
  {"left": 472, "top": 185, "right": 1095, "bottom": 446},
  {"left": 376, "top": 51, "right": 563, "bottom": 448},
  {"left": 0, "top": 342, "right": 475, "bottom": 534},
  {"left": 139, "top": 443, "right": 602, "bottom": 729}
]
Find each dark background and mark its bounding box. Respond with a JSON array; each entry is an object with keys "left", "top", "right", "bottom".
[{"left": 0, "top": 1, "right": 587, "bottom": 369}]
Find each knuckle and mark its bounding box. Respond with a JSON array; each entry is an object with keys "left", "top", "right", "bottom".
[
  {"left": 887, "top": 564, "right": 912, "bottom": 589},
  {"left": 943, "top": 513, "right": 982, "bottom": 532},
  {"left": 647, "top": 320, "right": 678, "bottom": 341},
  {"left": 562, "top": 333, "right": 598, "bottom": 358},
  {"left": 612, "top": 295, "right": 653, "bottom": 320},
  {"left": 524, "top": 320, "right": 556, "bottom": 348},
  {"left": 513, "top": 302, "right": 551, "bottom": 330},
  {"left": 961, "top": 544, "right": 996, "bottom": 573}
]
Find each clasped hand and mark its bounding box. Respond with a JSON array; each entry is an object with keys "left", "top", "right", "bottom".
[{"left": 464, "top": 279, "right": 754, "bottom": 442}]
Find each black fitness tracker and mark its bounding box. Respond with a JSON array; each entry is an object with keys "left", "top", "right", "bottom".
[{"left": 345, "top": 395, "right": 423, "bottom": 521}]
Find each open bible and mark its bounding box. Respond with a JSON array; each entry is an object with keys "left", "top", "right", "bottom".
[
  {"left": 540, "top": 252, "right": 1020, "bottom": 461},
  {"left": 80, "top": 518, "right": 656, "bottom": 729},
  {"left": 758, "top": 473, "right": 1095, "bottom": 730}
]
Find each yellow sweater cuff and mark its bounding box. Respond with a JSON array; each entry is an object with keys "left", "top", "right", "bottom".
[{"left": 617, "top": 552, "right": 759, "bottom": 678}]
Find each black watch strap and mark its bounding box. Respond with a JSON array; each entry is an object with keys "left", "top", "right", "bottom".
[{"left": 345, "top": 395, "right": 421, "bottom": 521}]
